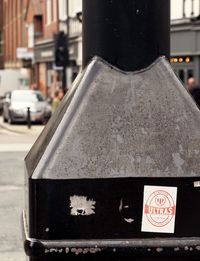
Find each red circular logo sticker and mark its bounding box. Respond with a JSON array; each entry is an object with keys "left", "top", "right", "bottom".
[{"left": 144, "top": 190, "right": 176, "bottom": 227}]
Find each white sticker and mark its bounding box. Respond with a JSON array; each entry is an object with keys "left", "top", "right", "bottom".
[{"left": 141, "top": 186, "right": 177, "bottom": 234}]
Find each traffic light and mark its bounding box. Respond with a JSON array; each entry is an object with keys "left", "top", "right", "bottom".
[{"left": 54, "top": 32, "right": 69, "bottom": 67}]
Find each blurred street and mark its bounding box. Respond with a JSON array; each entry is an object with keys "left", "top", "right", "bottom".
[{"left": 0, "top": 116, "right": 44, "bottom": 261}]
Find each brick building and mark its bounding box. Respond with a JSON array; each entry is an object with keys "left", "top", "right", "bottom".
[
  {"left": 3, "top": 0, "right": 32, "bottom": 69},
  {"left": 26, "top": 0, "right": 82, "bottom": 98},
  {"left": 26, "top": 0, "right": 60, "bottom": 97},
  {"left": 0, "top": 0, "right": 32, "bottom": 93},
  {"left": 0, "top": 0, "right": 4, "bottom": 69},
  {"left": 66, "top": 0, "right": 82, "bottom": 83},
  {"left": 171, "top": 0, "right": 200, "bottom": 85},
  {"left": 33, "top": 0, "right": 59, "bottom": 97}
]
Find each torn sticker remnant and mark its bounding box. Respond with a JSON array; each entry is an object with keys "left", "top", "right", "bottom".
[{"left": 70, "top": 196, "right": 96, "bottom": 216}]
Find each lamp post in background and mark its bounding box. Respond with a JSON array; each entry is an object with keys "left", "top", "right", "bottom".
[
  {"left": 54, "top": 31, "right": 69, "bottom": 94},
  {"left": 183, "top": 0, "right": 186, "bottom": 17},
  {"left": 199, "top": 0, "right": 200, "bottom": 15},
  {"left": 191, "top": 0, "right": 194, "bottom": 16},
  {"left": 54, "top": 0, "right": 70, "bottom": 94},
  {"left": 63, "top": 0, "right": 69, "bottom": 94}
]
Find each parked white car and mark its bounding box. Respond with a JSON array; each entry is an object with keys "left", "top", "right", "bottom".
[{"left": 3, "top": 90, "right": 52, "bottom": 124}]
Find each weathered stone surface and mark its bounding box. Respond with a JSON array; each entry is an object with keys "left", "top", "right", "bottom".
[{"left": 28, "top": 57, "right": 200, "bottom": 179}]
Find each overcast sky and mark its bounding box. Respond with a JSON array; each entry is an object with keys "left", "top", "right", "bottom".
[{"left": 171, "top": 0, "right": 200, "bottom": 19}]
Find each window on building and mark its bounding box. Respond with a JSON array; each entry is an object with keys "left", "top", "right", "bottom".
[
  {"left": 19, "top": 78, "right": 30, "bottom": 88},
  {"left": 28, "top": 24, "right": 34, "bottom": 48},
  {"left": 178, "top": 69, "right": 185, "bottom": 83},
  {"left": 34, "top": 15, "right": 43, "bottom": 37},
  {"left": 187, "top": 69, "right": 194, "bottom": 79},
  {"left": 0, "top": 31, "right": 3, "bottom": 55},
  {"left": 53, "top": 0, "right": 57, "bottom": 21},
  {"left": 70, "top": 0, "right": 82, "bottom": 16},
  {"left": 46, "top": 0, "right": 52, "bottom": 24},
  {"left": 58, "top": 0, "right": 67, "bottom": 20}
]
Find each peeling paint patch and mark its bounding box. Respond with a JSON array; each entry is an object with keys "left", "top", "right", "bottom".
[
  {"left": 141, "top": 128, "right": 148, "bottom": 135},
  {"left": 116, "top": 134, "right": 123, "bottom": 144},
  {"left": 194, "top": 181, "right": 200, "bottom": 188},
  {"left": 172, "top": 153, "right": 184, "bottom": 171},
  {"left": 124, "top": 218, "right": 134, "bottom": 223},
  {"left": 70, "top": 196, "right": 96, "bottom": 216},
  {"left": 65, "top": 248, "right": 70, "bottom": 253},
  {"left": 45, "top": 248, "right": 63, "bottom": 254},
  {"left": 156, "top": 247, "right": 163, "bottom": 253},
  {"left": 119, "top": 199, "right": 135, "bottom": 223},
  {"left": 196, "top": 246, "right": 200, "bottom": 251},
  {"left": 70, "top": 247, "right": 101, "bottom": 255},
  {"left": 146, "top": 156, "right": 154, "bottom": 164},
  {"left": 179, "top": 144, "right": 184, "bottom": 154}
]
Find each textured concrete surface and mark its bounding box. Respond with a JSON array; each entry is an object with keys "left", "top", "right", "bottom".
[{"left": 30, "top": 57, "right": 200, "bottom": 179}]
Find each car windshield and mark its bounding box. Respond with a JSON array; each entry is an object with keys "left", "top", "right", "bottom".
[{"left": 11, "top": 91, "right": 45, "bottom": 102}]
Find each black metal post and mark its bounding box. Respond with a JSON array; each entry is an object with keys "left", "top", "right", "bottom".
[
  {"left": 199, "top": 0, "right": 200, "bottom": 16},
  {"left": 191, "top": 0, "right": 194, "bottom": 16},
  {"left": 60, "top": 0, "right": 69, "bottom": 95},
  {"left": 62, "top": 0, "right": 69, "bottom": 94},
  {"left": 82, "top": 0, "right": 170, "bottom": 71},
  {"left": 183, "top": 0, "right": 186, "bottom": 17},
  {"left": 27, "top": 107, "right": 31, "bottom": 129},
  {"left": 66, "top": 0, "right": 70, "bottom": 37},
  {"left": 62, "top": 66, "right": 67, "bottom": 94}
]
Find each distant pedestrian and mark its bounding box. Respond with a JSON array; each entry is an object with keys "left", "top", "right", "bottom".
[
  {"left": 187, "top": 77, "right": 200, "bottom": 108},
  {"left": 51, "top": 88, "right": 64, "bottom": 113},
  {"left": 58, "top": 88, "right": 64, "bottom": 101}
]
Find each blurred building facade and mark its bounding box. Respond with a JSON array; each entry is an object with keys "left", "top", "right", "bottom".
[
  {"left": 1, "top": 0, "right": 200, "bottom": 95},
  {"left": 25, "top": 0, "right": 82, "bottom": 97},
  {"left": 0, "top": 0, "right": 82, "bottom": 97},
  {"left": 0, "top": 0, "right": 32, "bottom": 94},
  {"left": 26, "top": 0, "right": 59, "bottom": 96},
  {"left": 171, "top": 0, "right": 200, "bottom": 85},
  {"left": 0, "top": 0, "right": 3, "bottom": 69},
  {"left": 3, "top": 0, "right": 31, "bottom": 69}
]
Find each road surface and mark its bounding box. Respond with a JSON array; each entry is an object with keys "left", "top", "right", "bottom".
[{"left": 0, "top": 118, "right": 43, "bottom": 261}]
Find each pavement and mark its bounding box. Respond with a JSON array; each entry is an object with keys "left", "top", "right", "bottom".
[
  {"left": 0, "top": 151, "right": 27, "bottom": 261},
  {"left": 0, "top": 116, "right": 44, "bottom": 136},
  {"left": 0, "top": 117, "right": 45, "bottom": 261},
  {"left": 0, "top": 116, "right": 45, "bottom": 152}
]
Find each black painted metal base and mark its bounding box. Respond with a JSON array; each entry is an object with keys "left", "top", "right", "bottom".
[
  {"left": 23, "top": 177, "right": 200, "bottom": 259},
  {"left": 28, "top": 177, "right": 200, "bottom": 239},
  {"left": 28, "top": 255, "right": 199, "bottom": 260}
]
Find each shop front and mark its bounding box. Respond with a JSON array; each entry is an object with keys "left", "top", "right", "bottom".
[{"left": 171, "top": 18, "right": 200, "bottom": 85}]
